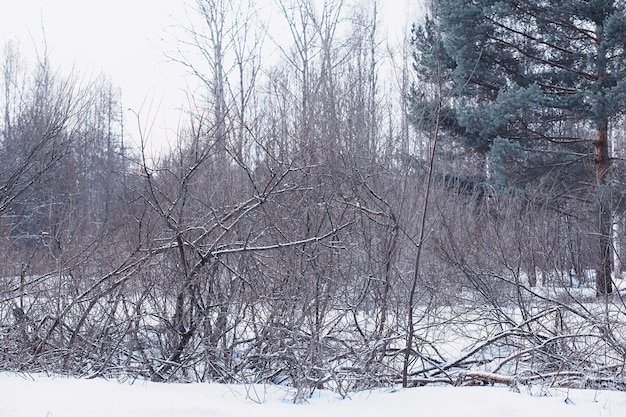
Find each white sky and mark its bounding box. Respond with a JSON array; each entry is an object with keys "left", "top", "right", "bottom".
[
  {"left": 0, "top": 0, "right": 421, "bottom": 153},
  {"left": 0, "top": 0, "right": 190, "bottom": 152}
]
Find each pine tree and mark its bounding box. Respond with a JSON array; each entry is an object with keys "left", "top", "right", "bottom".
[{"left": 412, "top": 0, "right": 626, "bottom": 295}]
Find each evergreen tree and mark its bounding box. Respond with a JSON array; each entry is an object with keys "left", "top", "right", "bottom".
[{"left": 412, "top": 0, "right": 626, "bottom": 295}]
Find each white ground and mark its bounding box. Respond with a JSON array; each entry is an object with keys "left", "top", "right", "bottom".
[{"left": 1, "top": 373, "right": 625, "bottom": 417}]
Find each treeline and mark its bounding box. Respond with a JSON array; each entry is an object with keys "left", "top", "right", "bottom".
[{"left": 1, "top": 0, "right": 625, "bottom": 400}]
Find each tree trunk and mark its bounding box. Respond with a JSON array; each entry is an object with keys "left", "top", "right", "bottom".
[
  {"left": 594, "top": 119, "right": 613, "bottom": 296},
  {"left": 593, "top": 19, "right": 613, "bottom": 297}
]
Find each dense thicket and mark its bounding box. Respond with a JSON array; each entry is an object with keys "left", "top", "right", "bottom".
[{"left": 1, "top": 0, "right": 625, "bottom": 400}]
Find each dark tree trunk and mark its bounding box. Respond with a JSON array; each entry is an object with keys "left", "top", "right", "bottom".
[
  {"left": 593, "top": 19, "right": 613, "bottom": 297},
  {"left": 594, "top": 120, "right": 613, "bottom": 296}
]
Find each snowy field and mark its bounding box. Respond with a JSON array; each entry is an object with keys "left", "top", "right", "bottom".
[{"left": 2, "top": 373, "right": 625, "bottom": 417}]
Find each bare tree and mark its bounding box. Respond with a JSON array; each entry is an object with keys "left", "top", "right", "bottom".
[{"left": 0, "top": 42, "right": 87, "bottom": 218}]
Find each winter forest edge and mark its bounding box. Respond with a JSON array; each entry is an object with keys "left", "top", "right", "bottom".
[{"left": 1, "top": 0, "right": 626, "bottom": 402}]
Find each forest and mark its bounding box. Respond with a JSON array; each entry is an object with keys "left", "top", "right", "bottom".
[{"left": 1, "top": 0, "right": 626, "bottom": 400}]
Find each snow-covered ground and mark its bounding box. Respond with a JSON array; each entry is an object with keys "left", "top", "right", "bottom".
[{"left": 2, "top": 373, "right": 625, "bottom": 417}]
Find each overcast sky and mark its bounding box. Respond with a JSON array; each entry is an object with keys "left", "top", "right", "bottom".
[{"left": 0, "top": 0, "right": 420, "bottom": 153}]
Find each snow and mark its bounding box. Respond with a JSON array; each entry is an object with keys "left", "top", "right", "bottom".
[{"left": 1, "top": 373, "right": 625, "bottom": 417}]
